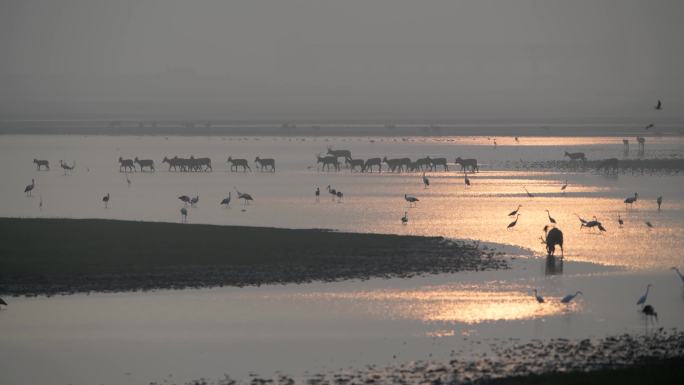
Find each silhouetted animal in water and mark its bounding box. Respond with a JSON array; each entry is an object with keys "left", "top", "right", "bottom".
[
  {"left": 134, "top": 157, "right": 155, "bottom": 172},
  {"left": 102, "top": 193, "right": 110, "bottom": 208},
  {"left": 564, "top": 152, "right": 586, "bottom": 161},
  {"left": 401, "top": 211, "right": 408, "bottom": 224},
  {"left": 317, "top": 154, "right": 340, "bottom": 171},
  {"left": 427, "top": 156, "right": 449, "bottom": 171},
  {"left": 581, "top": 218, "right": 606, "bottom": 232},
  {"left": 507, "top": 214, "right": 520, "bottom": 229},
  {"left": 255, "top": 156, "right": 276, "bottom": 172},
  {"left": 221, "top": 192, "right": 231, "bottom": 207},
  {"left": 383, "top": 157, "right": 411, "bottom": 172},
  {"left": 345, "top": 157, "right": 365, "bottom": 172},
  {"left": 625, "top": 192, "right": 638, "bottom": 207},
  {"left": 162, "top": 156, "right": 183, "bottom": 171},
  {"left": 642, "top": 304, "right": 658, "bottom": 323},
  {"left": 119, "top": 157, "right": 135, "bottom": 172},
  {"left": 227, "top": 157, "right": 251, "bottom": 172},
  {"left": 561, "top": 291, "right": 582, "bottom": 304},
  {"left": 508, "top": 205, "right": 521, "bottom": 216},
  {"left": 24, "top": 179, "right": 35, "bottom": 196},
  {"left": 363, "top": 157, "right": 382, "bottom": 172},
  {"left": 541, "top": 226, "right": 564, "bottom": 258},
  {"left": 404, "top": 194, "right": 419, "bottom": 207},
  {"left": 33, "top": 159, "right": 49, "bottom": 170},
  {"left": 636, "top": 284, "right": 652, "bottom": 306},
  {"left": 315, "top": 187, "right": 320, "bottom": 201},
  {"left": 655, "top": 99, "right": 662, "bottom": 110},
  {"left": 657, "top": 196, "right": 662, "bottom": 210},
  {"left": 454, "top": 157, "right": 478, "bottom": 172},
  {"left": 546, "top": 210, "right": 557, "bottom": 224},
  {"left": 597, "top": 158, "right": 619, "bottom": 174}
]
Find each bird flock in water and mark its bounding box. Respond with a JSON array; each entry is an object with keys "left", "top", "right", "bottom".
[{"left": 14, "top": 99, "right": 679, "bottom": 320}]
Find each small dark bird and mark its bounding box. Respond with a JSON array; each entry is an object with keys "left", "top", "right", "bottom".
[
  {"left": 102, "top": 193, "right": 110, "bottom": 208},
  {"left": 24, "top": 179, "right": 35, "bottom": 196},
  {"left": 655, "top": 99, "right": 662, "bottom": 110},
  {"left": 508, "top": 205, "right": 521, "bottom": 216},
  {"left": 645, "top": 123, "right": 655, "bottom": 130},
  {"left": 641, "top": 304, "right": 658, "bottom": 322},
  {"left": 401, "top": 211, "right": 408, "bottom": 224},
  {"left": 546, "top": 210, "right": 557, "bottom": 224},
  {"left": 180, "top": 207, "right": 188, "bottom": 222},
  {"left": 618, "top": 214, "right": 624, "bottom": 226},
  {"left": 507, "top": 214, "right": 520, "bottom": 229},
  {"left": 533, "top": 289, "right": 544, "bottom": 303},
  {"left": 645, "top": 221, "right": 654, "bottom": 229},
  {"left": 657, "top": 196, "right": 662, "bottom": 210}
]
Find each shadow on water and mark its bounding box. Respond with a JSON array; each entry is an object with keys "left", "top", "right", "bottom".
[{"left": 545, "top": 255, "right": 564, "bottom": 275}]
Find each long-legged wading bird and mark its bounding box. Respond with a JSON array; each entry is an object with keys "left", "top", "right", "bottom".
[
  {"left": 508, "top": 205, "right": 521, "bottom": 216},
  {"left": 220, "top": 192, "right": 232, "bottom": 208},
  {"left": 102, "top": 193, "right": 110, "bottom": 208},
  {"left": 637, "top": 284, "right": 652, "bottom": 306},
  {"left": 523, "top": 186, "right": 534, "bottom": 198},
  {"left": 404, "top": 194, "right": 419, "bottom": 207},
  {"left": 327, "top": 185, "right": 337, "bottom": 201},
  {"left": 624, "top": 192, "right": 638, "bottom": 207},
  {"left": 178, "top": 195, "right": 191, "bottom": 205},
  {"left": 618, "top": 214, "right": 624, "bottom": 226},
  {"left": 422, "top": 173, "right": 430, "bottom": 188},
  {"left": 671, "top": 267, "right": 684, "bottom": 285},
  {"left": 657, "top": 196, "right": 662, "bottom": 210},
  {"left": 533, "top": 289, "right": 544, "bottom": 303},
  {"left": 642, "top": 304, "right": 658, "bottom": 323},
  {"left": 507, "top": 214, "right": 520, "bottom": 229},
  {"left": 401, "top": 211, "right": 408, "bottom": 224},
  {"left": 235, "top": 188, "right": 253, "bottom": 205},
  {"left": 180, "top": 207, "right": 188, "bottom": 223},
  {"left": 315, "top": 186, "right": 320, "bottom": 201},
  {"left": 574, "top": 213, "right": 588, "bottom": 226},
  {"left": 24, "top": 179, "right": 35, "bottom": 196},
  {"left": 560, "top": 291, "right": 583, "bottom": 304},
  {"left": 190, "top": 195, "right": 199, "bottom": 207},
  {"left": 546, "top": 210, "right": 557, "bottom": 224}
]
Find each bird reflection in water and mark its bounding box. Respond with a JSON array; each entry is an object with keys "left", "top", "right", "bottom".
[{"left": 545, "top": 255, "right": 564, "bottom": 275}]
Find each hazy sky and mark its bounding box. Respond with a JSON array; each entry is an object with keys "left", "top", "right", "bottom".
[{"left": 1, "top": 0, "right": 682, "bottom": 120}]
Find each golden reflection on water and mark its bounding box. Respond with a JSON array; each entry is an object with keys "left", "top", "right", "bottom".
[{"left": 303, "top": 285, "right": 578, "bottom": 324}]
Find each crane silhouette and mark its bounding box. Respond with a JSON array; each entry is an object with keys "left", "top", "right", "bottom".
[
  {"left": 221, "top": 192, "right": 232, "bottom": 208},
  {"left": 507, "top": 214, "right": 520, "bottom": 229},
  {"left": 546, "top": 210, "right": 557, "bottom": 224},
  {"left": 657, "top": 196, "right": 662, "bottom": 210},
  {"left": 655, "top": 99, "right": 662, "bottom": 110},
  {"left": 508, "top": 205, "right": 521, "bottom": 216},
  {"left": 404, "top": 194, "right": 419, "bottom": 207},
  {"left": 235, "top": 188, "right": 253, "bottom": 205},
  {"left": 671, "top": 267, "right": 684, "bottom": 286},
  {"left": 24, "top": 179, "right": 35, "bottom": 196},
  {"left": 533, "top": 289, "right": 544, "bottom": 303},
  {"left": 560, "top": 291, "right": 583, "bottom": 304},
  {"left": 315, "top": 186, "right": 320, "bottom": 202},
  {"left": 618, "top": 214, "right": 624, "bottom": 227},
  {"left": 636, "top": 284, "right": 652, "bottom": 306},
  {"left": 641, "top": 305, "right": 658, "bottom": 324},
  {"left": 102, "top": 193, "right": 110, "bottom": 208},
  {"left": 624, "top": 192, "right": 638, "bottom": 207},
  {"left": 190, "top": 195, "right": 199, "bottom": 207},
  {"left": 523, "top": 186, "right": 534, "bottom": 198}
]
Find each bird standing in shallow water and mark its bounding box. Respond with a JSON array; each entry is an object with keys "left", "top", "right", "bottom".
[
  {"left": 618, "top": 214, "right": 624, "bottom": 227},
  {"left": 560, "top": 291, "right": 583, "bottom": 304},
  {"left": 507, "top": 214, "right": 520, "bottom": 229},
  {"left": 508, "top": 205, "right": 521, "bottom": 216},
  {"left": 671, "top": 267, "right": 684, "bottom": 286},
  {"left": 533, "top": 289, "right": 544, "bottom": 303},
  {"left": 546, "top": 210, "right": 557, "bottom": 224},
  {"left": 641, "top": 304, "right": 658, "bottom": 323},
  {"left": 422, "top": 173, "right": 429, "bottom": 188},
  {"left": 102, "top": 193, "right": 110, "bottom": 208},
  {"left": 404, "top": 194, "right": 419, "bottom": 207},
  {"left": 624, "top": 192, "right": 638, "bottom": 207},
  {"left": 401, "top": 211, "right": 408, "bottom": 224},
  {"left": 636, "top": 284, "right": 652, "bottom": 306},
  {"left": 315, "top": 187, "right": 320, "bottom": 202},
  {"left": 657, "top": 196, "right": 662, "bottom": 210}
]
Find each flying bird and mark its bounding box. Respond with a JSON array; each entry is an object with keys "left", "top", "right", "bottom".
[
  {"left": 533, "top": 289, "right": 544, "bottom": 303},
  {"left": 560, "top": 291, "right": 583, "bottom": 304},
  {"left": 523, "top": 186, "right": 534, "bottom": 198},
  {"left": 102, "top": 193, "right": 110, "bottom": 208},
  {"left": 190, "top": 195, "right": 199, "bottom": 207},
  {"left": 636, "top": 284, "right": 652, "bottom": 306},
  {"left": 645, "top": 123, "right": 654, "bottom": 130},
  {"left": 508, "top": 205, "right": 522, "bottom": 216},
  {"left": 507, "top": 214, "right": 520, "bottom": 229}
]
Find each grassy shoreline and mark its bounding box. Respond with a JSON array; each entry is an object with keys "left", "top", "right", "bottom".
[{"left": 0, "top": 217, "right": 506, "bottom": 296}]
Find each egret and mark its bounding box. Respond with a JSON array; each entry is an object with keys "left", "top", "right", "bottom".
[
  {"left": 574, "top": 213, "right": 588, "bottom": 226},
  {"left": 618, "top": 214, "right": 624, "bottom": 226},
  {"left": 560, "top": 291, "right": 583, "bottom": 304},
  {"left": 508, "top": 205, "right": 522, "bottom": 216},
  {"left": 178, "top": 195, "right": 191, "bottom": 205},
  {"left": 533, "top": 289, "right": 544, "bottom": 303},
  {"left": 220, "top": 192, "right": 232, "bottom": 208},
  {"left": 657, "top": 196, "right": 662, "bottom": 210},
  {"left": 645, "top": 221, "right": 654, "bottom": 229},
  {"left": 671, "top": 267, "right": 684, "bottom": 285},
  {"left": 641, "top": 304, "right": 658, "bottom": 323},
  {"left": 636, "top": 284, "right": 652, "bottom": 306},
  {"left": 561, "top": 180, "right": 568, "bottom": 191},
  {"left": 523, "top": 186, "right": 534, "bottom": 198},
  {"left": 102, "top": 193, "right": 110, "bottom": 208},
  {"left": 507, "top": 214, "right": 520, "bottom": 229},
  {"left": 422, "top": 173, "right": 430, "bottom": 188},
  {"left": 404, "top": 194, "right": 419, "bottom": 207},
  {"left": 401, "top": 212, "right": 408, "bottom": 224},
  {"left": 24, "top": 179, "right": 35, "bottom": 196},
  {"left": 546, "top": 210, "right": 557, "bottom": 224},
  {"left": 315, "top": 186, "right": 320, "bottom": 202},
  {"left": 190, "top": 195, "right": 199, "bottom": 207},
  {"left": 624, "top": 192, "right": 638, "bottom": 207},
  {"left": 180, "top": 207, "right": 188, "bottom": 223}
]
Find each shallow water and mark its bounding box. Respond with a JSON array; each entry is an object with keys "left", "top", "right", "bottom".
[{"left": 1, "top": 134, "right": 683, "bottom": 268}]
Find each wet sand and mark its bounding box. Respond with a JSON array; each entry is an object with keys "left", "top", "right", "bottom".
[{"left": 0, "top": 217, "right": 506, "bottom": 296}]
